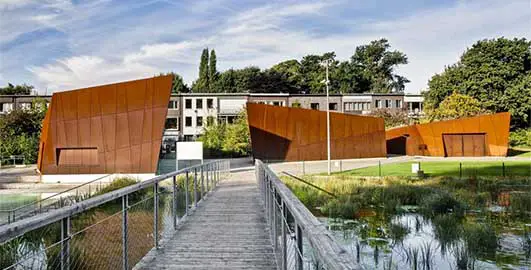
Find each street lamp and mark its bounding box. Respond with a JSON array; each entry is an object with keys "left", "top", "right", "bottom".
[{"left": 320, "top": 59, "right": 333, "bottom": 176}]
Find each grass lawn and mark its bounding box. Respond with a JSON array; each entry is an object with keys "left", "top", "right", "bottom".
[{"left": 338, "top": 161, "right": 531, "bottom": 177}]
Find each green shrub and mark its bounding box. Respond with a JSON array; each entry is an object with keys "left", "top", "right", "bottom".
[
  {"left": 464, "top": 223, "right": 498, "bottom": 258},
  {"left": 509, "top": 129, "right": 531, "bottom": 147},
  {"left": 95, "top": 177, "right": 146, "bottom": 202},
  {"left": 420, "top": 192, "right": 464, "bottom": 216},
  {"left": 509, "top": 192, "right": 531, "bottom": 215}
]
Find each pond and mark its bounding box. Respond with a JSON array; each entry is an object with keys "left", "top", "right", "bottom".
[
  {"left": 0, "top": 194, "right": 41, "bottom": 223},
  {"left": 322, "top": 209, "right": 531, "bottom": 269}
]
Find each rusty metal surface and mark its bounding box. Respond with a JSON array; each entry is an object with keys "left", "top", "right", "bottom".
[
  {"left": 37, "top": 76, "right": 173, "bottom": 174},
  {"left": 385, "top": 112, "right": 510, "bottom": 156},
  {"left": 246, "top": 103, "right": 386, "bottom": 161}
]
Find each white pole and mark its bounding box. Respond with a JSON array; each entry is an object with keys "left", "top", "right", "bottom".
[{"left": 325, "top": 62, "right": 331, "bottom": 176}]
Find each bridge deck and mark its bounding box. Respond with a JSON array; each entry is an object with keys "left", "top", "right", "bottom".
[{"left": 139, "top": 170, "right": 277, "bottom": 269}]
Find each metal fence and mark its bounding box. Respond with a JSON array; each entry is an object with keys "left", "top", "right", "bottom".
[
  {"left": 256, "top": 159, "right": 362, "bottom": 270},
  {"left": 0, "top": 160, "right": 230, "bottom": 270},
  {"left": 0, "top": 174, "right": 112, "bottom": 225}
]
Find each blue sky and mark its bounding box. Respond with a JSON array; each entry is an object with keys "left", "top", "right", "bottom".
[{"left": 0, "top": 0, "right": 529, "bottom": 94}]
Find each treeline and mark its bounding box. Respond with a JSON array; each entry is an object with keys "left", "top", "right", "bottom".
[{"left": 168, "top": 39, "right": 409, "bottom": 94}]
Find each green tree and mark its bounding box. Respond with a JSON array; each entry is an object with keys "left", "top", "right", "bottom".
[
  {"left": 159, "top": 72, "right": 189, "bottom": 93},
  {"left": 199, "top": 121, "right": 226, "bottom": 155},
  {"left": 222, "top": 110, "right": 250, "bottom": 156},
  {"left": 271, "top": 60, "right": 303, "bottom": 92},
  {"left": 426, "top": 91, "right": 489, "bottom": 121},
  {"left": 209, "top": 49, "right": 218, "bottom": 91},
  {"left": 425, "top": 37, "right": 531, "bottom": 128},
  {"left": 0, "top": 98, "right": 47, "bottom": 164},
  {"left": 213, "top": 69, "right": 237, "bottom": 93},
  {"left": 192, "top": 48, "right": 210, "bottom": 92},
  {"left": 0, "top": 83, "right": 34, "bottom": 95},
  {"left": 350, "top": 38, "right": 409, "bottom": 93}
]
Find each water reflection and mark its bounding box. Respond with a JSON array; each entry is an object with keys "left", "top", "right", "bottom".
[{"left": 323, "top": 210, "right": 531, "bottom": 269}]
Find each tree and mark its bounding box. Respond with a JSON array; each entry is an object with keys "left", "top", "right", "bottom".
[
  {"left": 368, "top": 108, "right": 409, "bottom": 128},
  {"left": 424, "top": 37, "right": 531, "bottom": 128},
  {"left": 350, "top": 38, "right": 409, "bottom": 93},
  {"left": 199, "top": 121, "right": 226, "bottom": 155},
  {"left": 426, "top": 91, "right": 489, "bottom": 121},
  {"left": 193, "top": 48, "right": 210, "bottom": 92},
  {"left": 159, "top": 72, "right": 189, "bottom": 93},
  {"left": 0, "top": 98, "right": 47, "bottom": 164},
  {"left": 209, "top": 49, "right": 218, "bottom": 91},
  {"left": 271, "top": 60, "right": 303, "bottom": 92},
  {"left": 0, "top": 83, "right": 34, "bottom": 95},
  {"left": 222, "top": 110, "right": 250, "bottom": 156}
]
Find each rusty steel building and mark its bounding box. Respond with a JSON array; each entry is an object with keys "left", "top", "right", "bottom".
[
  {"left": 385, "top": 112, "right": 511, "bottom": 157},
  {"left": 246, "top": 103, "right": 386, "bottom": 161},
  {"left": 37, "top": 75, "right": 173, "bottom": 176}
]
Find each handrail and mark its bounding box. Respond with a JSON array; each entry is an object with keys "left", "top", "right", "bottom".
[
  {"left": 256, "top": 159, "right": 362, "bottom": 270},
  {"left": 0, "top": 173, "right": 111, "bottom": 218},
  {"left": 0, "top": 160, "right": 226, "bottom": 244}
]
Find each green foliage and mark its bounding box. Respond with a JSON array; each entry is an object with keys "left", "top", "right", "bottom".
[
  {"left": 426, "top": 91, "right": 489, "bottom": 121},
  {"left": 95, "top": 177, "right": 145, "bottom": 201},
  {"left": 368, "top": 108, "right": 409, "bottom": 128},
  {"left": 193, "top": 48, "right": 210, "bottom": 92},
  {"left": 420, "top": 192, "right": 464, "bottom": 216},
  {"left": 209, "top": 49, "right": 218, "bottom": 90},
  {"left": 509, "top": 192, "right": 531, "bottom": 215},
  {"left": 159, "top": 72, "right": 189, "bottom": 93},
  {"left": 464, "top": 223, "right": 498, "bottom": 258},
  {"left": 198, "top": 110, "right": 250, "bottom": 157},
  {"left": 0, "top": 99, "right": 47, "bottom": 164},
  {"left": 424, "top": 37, "right": 531, "bottom": 128},
  {"left": 509, "top": 129, "right": 531, "bottom": 147},
  {"left": 0, "top": 83, "right": 34, "bottom": 95}
]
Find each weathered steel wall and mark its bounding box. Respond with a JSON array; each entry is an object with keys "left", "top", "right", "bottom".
[
  {"left": 246, "top": 103, "right": 386, "bottom": 161},
  {"left": 385, "top": 112, "right": 510, "bottom": 156},
  {"left": 37, "top": 76, "right": 173, "bottom": 174}
]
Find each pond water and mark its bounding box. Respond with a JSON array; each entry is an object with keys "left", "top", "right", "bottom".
[
  {"left": 0, "top": 194, "right": 41, "bottom": 223},
  {"left": 322, "top": 210, "right": 531, "bottom": 269}
]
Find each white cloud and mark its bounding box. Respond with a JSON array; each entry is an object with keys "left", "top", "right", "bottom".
[{"left": 28, "top": 56, "right": 158, "bottom": 91}]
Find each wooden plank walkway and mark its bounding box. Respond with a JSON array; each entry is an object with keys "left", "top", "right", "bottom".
[{"left": 138, "top": 170, "right": 277, "bottom": 269}]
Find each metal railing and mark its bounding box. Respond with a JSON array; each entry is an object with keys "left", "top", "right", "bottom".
[
  {"left": 0, "top": 160, "right": 230, "bottom": 270},
  {"left": 0, "top": 174, "right": 112, "bottom": 225},
  {"left": 256, "top": 159, "right": 362, "bottom": 270}
]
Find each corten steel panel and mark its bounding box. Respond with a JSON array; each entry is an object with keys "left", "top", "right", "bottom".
[
  {"left": 246, "top": 103, "right": 386, "bottom": 161},
  {"left": 37, "top": 75, "right": 173, "bottom": 175},
  {"left": 385, "top": 112, "right": 510, "bottom": 157}
]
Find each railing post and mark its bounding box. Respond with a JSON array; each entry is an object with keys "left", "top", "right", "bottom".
[
  {"left": 194, "top": 168, "right": 198, "bottom": 208},
  {"left": 201, "top": 166, "right": 205, "bottom": 198},
  {"left": 281, "top": 200, "right": 287, "bottom": 270},
  {"left": 122, "top": 195, "right": 128, "bottom": 270},
  {"left": 172, "top": 176, "right": 177, "bottom": 230},
  {"left": 273, "top": 188, "right": 278, "bottom": 251},
  {"left": 153, "top": 182, "right": 159, "bottom": 249},
  {"left": 185, "top": 171, "right": 189, "bottom": 215},
  {"left": 206, "top": 163, "right": 210, "bottom": 192},
  {"left": 60, "top": 216, "right": 70, "bottom": 270},
  {"left": 295, "top": 221, "right": 303, "bottom": 270}
]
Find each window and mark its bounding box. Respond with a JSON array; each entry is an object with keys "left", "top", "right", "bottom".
[
  {"left": 185, "top": 117, "right": 192, "bottom": 127},
  {"left": 272, "top": 101, "right": 281, "bottom": 106},
  {"left": 57, "top": 148, "right": 98, "bottom": 166},
  {"left": 329, "top": 102, "right": 338, "bottom": 110},
  {"left": 20, "top": 103, "right": 31, "bottom": 110},
  {"left": 310, "top": 103, "right": 319, "bottom": 110},
  {"left": 197, "top": 116, "right": 203, "bottom": 127},
  {"left": 375, "top": 100, "right": 382, "bottom": 108},
  {"left": 185, "top": 99, "right": 192, "bottom": 109},
  {"left": 165, "top": 118, "right": 178, "bottom": 129},
  {"left": 196, "top": 99, "right": 203, "bottom": 109},
  {"left": 291, "top": 102, "right": 301, "bottom": 108},
  {"left": 1, "top": 103, "right": 14, "bottom": 112},
  {"left": 395, "top": 100, "right": 402, "bottom": 108},
  {"left": 366, "top": 102, "right": 371, "bottom": 110},
  {"left": 385, "top": 100, "right": 392, "bottom": 108},
  {"left": 344, "top": 102, "right": 353, "bottom": 111},
  {"left": 167, "top": 100, "right": 178, "bottom": 109},
  {"left": 207, "top": 98, "right": 214, "bottom": 109}
]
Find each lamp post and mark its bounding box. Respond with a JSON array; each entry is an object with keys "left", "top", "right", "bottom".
[{"left": 320, "top": 59, "right": 332, "bottom": 176}]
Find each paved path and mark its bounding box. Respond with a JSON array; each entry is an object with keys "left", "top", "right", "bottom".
[{"left": 139, "top": 170, "right": 277, "bottom": 269}]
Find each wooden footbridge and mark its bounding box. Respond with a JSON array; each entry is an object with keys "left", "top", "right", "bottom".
[{"left": 0, "top": 160, "right": 361, "bottom": 270}]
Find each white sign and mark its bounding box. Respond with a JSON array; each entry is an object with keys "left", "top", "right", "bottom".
[
  {"left": 411, "top": 163, "right": 420, "bottom": 174},
  {"left": 176, "top": 142, "right": 203, "bottom": 160}
]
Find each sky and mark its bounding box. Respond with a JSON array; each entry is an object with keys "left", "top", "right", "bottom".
[{"left": 0, "top": 0, "right": 529, "bottom": 94}]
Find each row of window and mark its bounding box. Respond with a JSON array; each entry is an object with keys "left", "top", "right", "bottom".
[
  {"left": 375, "top": 99, "right": 402, "bottom": 109},
  {"left": 165, "top": 116, "right": 217, "bottom": 129},
  {"left": 0, "top": 102, "right": 48, "bottom": 112},
  {"left": 344, "top": 102, "right": 371, "bottom": 111},
  {"left": 182, "top": 98, "right": 215, "bottom": 110}
]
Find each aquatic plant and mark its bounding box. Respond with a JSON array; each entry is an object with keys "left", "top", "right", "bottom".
[
  {"left": 464, "top": 223, "right": 498, "bottom": 259},
  {"left": 509, "top": 192, "right": 531, "bottom": 216},
  {"left": 431, "top": 214, "right": 462, "bottom": 255},
  {"left": 388, "top": 223, "right": 409, "bottom": 245},
  {"left": 404, "top": 246, "right": 420, "bottom": 270},
  {"left": 420, "top": 241, "right": 434, "bottom": 270},
  {"left": 419, "top": 192, "right": 464, "bottom": 217}
]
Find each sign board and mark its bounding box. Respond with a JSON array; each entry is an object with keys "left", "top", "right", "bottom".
[
  {"left": 411, "top": 163, "right": 420, "bottom": 174},
  {"left": 176, "top": 142, "right": 203, "bottom": 170}
]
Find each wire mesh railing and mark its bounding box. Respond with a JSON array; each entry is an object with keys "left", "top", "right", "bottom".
[
  {"left": 0, "top": 160, "right": 230, "bottom": 270},
  {"left": 0, "top": 174, "right": 112, "bottom": 225},
  {"left": 256, "top": 159, "right": 363, "bottom": 270}
]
